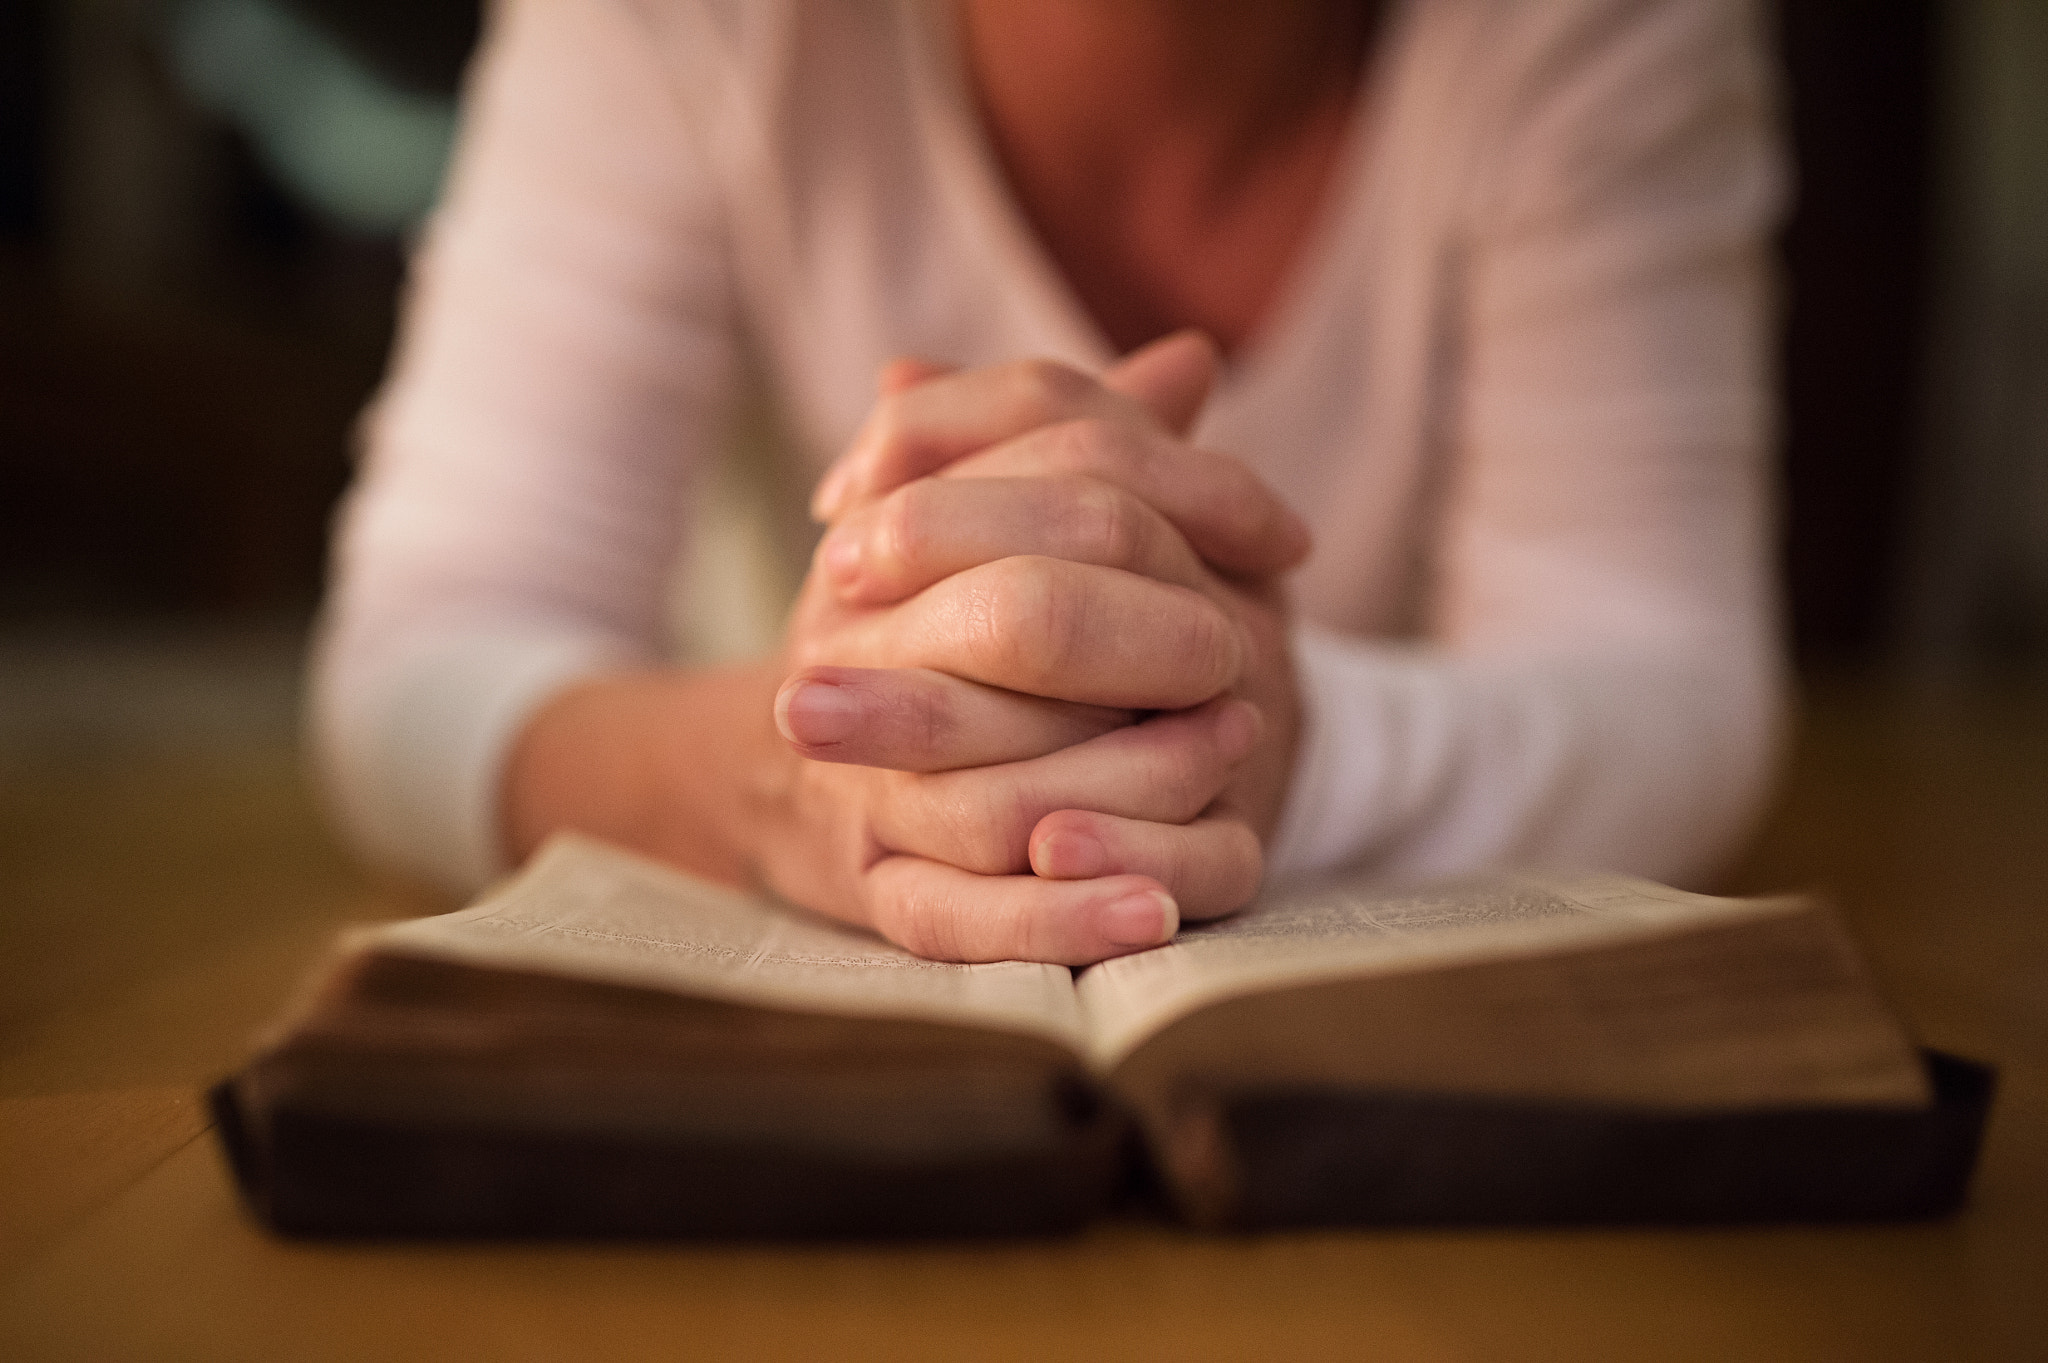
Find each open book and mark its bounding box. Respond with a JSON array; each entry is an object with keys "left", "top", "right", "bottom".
[{"left": 213, "top": 835, "right": 1991, "bottom": 1236}]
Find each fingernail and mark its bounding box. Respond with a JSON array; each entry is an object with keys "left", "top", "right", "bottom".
[
  {"left": 1102, "top": 889, "right": 1178, "bottom": 948},
  {"left": 775, "top": 679, "right": 859, "bottom": 747},
  {"left": 1216, "top": 699, "right": 1263, "bottom": 760},
  {"left": 1033, "top": 828, "right": 1107, "bottom": 879},
  {"left": 821, "top": 527, "right": 862, "bottom": 583}
]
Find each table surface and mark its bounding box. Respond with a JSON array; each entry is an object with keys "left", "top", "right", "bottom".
[{"left": 2, "top": 680, "right": 2043, "bottom": 1362}]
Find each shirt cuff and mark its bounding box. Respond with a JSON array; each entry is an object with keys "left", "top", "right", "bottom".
[
  {"left": 1264, "top": 621, "right": 1410, "bottom": 884},
  {"left": 313, "top": 624, "right": 632, "bottom": 894}
]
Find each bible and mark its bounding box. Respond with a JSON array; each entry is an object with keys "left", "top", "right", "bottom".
[{"left": 212, "top": 834, "right": 1991, "bottom": 1237}]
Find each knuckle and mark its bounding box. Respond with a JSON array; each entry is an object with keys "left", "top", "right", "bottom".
[
  {"left": 1139, "top": 589, "right": 1241, "bottom": 704},
  {"left": 1069, "top": 479, "right": 1144, "bottom": 568},
  {"left": 1151, "top": 825, "right": 1194, "bottom": 895},
  {"left": 883, "top": 877, "right": 1032, "bottom": 964},
  {"left": 1016, "top": 898, "right": 1061, "bottom": 963},
  {"left": 1043, "top": 416, "right": 1121, "bottom": 477},
  {"left": 879, "top": 479, "right": 939, "bottom": 575},
  {"left": 1226, "top": 827, "right": 1266, "bottom": 904},
  {"left": 1239, "top": 595, "right": 1288, "bottom": 655},
  {"left": 963, "top": 783, "right": 1035, "bottom": 875},
  {"left": 1013, "top": 358, "right": 1093, "bottom": 413},
  {"left": 890, "top": 892, "right": 967, "bottom": 962},
  {"left": 863, "top": 862, "right": 956, "bottom": 961},
  {"left": 990, "top": 784, "right": 1042, "bottom": 872},
  {"left": 1168, "top": 820, "right": 1265, "bottom": 918},
  {"left": 890, "top": 678, "right": 955, "bottom": 758},
  {"left": 917, "top": 777, "right": 1028, "bottom": 875},
  {"left": 1209, "top": 464, "right": 1294, "bottom": 564},
  {"left": 1181, "top": 597, "right": 1245, "bottom": 693},
  {"left": 1204, "top": 821, "right": 1265, "bottom": 913},
  {"left": 1167, "top": 743, "right": 1228, "bottom": 813},
  {"left": 968, "top": 558, "right": 1074, "bottom": 690},
  {"left": 1145, "top": 721, "right": 1234, "bottom": 813}
]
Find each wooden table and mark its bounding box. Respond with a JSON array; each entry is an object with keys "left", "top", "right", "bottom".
[{"left": 2, "top": 682, "right": 2043, "bottom": 1361}]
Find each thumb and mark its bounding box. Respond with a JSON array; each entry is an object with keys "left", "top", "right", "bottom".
[{"left": 1103, "top": 329, "right": 1219, "bottom": 436}]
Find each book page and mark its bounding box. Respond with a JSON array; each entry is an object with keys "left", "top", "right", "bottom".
[
  {"left": 1074, "top": 872, "right": 1797, "bottom": 1070},
  {"left": 365, "top": 835, "right": 1086, "bottom": 1053}
]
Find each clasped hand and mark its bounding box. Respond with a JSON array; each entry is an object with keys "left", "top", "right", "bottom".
[{"left": 756, "top": 333, "right": 1309, "bottom": 964}]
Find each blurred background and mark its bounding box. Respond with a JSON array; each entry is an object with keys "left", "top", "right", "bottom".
[
  {"left": 0, "top": 0, "right": 2043, "bottom": 871},
  {"left": 3, "top": 4, "right": 2044, "bottom": 1335}
]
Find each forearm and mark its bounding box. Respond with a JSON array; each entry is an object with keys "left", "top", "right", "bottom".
[
  {"left": 310, "top": 0, "right": 748, "bottom": 892},
  {"left": 501, "top": 662, "right": 792, "bottom": 892},
  {"left": 1269, "top": 623, "right": 1785, "bottom": 889}
]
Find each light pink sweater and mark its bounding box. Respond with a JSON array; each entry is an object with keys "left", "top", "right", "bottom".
[{"left": 313, "top": 0, "right": 1790, "bottom": 895}]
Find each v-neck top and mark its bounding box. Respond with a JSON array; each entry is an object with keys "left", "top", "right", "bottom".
[
  {"left": 313, "top": 0, "right": 1791, "bottom": 897},
  {"left": 897, "top": 0, "right": 1390, "bottom": 385}
]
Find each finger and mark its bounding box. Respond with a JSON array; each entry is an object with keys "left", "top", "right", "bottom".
[
  {"left": 775, "top": 665, "right": 1130, "bottom": 772},
  {"left": 811, "top": 357, "right": 1155, "bottom": 521},
  {"left": 817, "top": 475, "right": 1210, "bottom": 606},
  {"left": 939, "top": 419, "right": 1312, "bottom": 579},
  {"left": 863, "top": 856, "right": 1177, "bottom": 964},
  {"left": 831, "top": 340, "right": 1213, "bottom": 521},
  {"left": 877, "top": 356, "right": 954, "bottom": 396},
  {"left": 1030, "top": 809, "right": 1263, "bottom": 921},
  {"left": 806, "top": 556, "right": 1242, "bottom": 709},
  {"left": 870, "top": 700, "right": 1261, "bottom": 875},
  {"left": 1102, "top": 329, "right": 1218, "bottom": 437}
]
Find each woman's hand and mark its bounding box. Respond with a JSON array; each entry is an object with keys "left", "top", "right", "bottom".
[
  {"left": 504, "top": 655, "right": 1254, "bottom": 965},
  {"left": 798, "top": 453, "right": 1304, "bottom": 862},
  {"left": 792, "top": 334, "right": 1310, "bottom": 921},
  {"left": 503, "top": 334, "right": 1309, "bottom": 966}
]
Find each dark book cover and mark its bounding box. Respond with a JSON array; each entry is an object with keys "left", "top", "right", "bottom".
[{"left": 210, "top": 1050, "right": 1993, "bottom": 1239}]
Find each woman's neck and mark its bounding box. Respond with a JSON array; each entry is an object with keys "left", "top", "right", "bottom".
[
  {"left": 962, "top": 1, "right": 1369, "bottom": 173},
  {"left": 960, "top": 0, "right": 1376, "bottom": 355}
]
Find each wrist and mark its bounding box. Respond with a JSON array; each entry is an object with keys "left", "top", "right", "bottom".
[
  {"left": 500, "top": 660, "right": 791, "bottom": 890},
  {"left": 675, "top": 659, "right": 797, "bottom": 890}
]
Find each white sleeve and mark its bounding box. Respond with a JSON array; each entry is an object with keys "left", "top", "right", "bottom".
[
  {"left": 1268, "top": 0, "right": 1790, "bottom": 889},
  {"left": 309, "top": 0, "right": 737, "bottom": 892}
]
